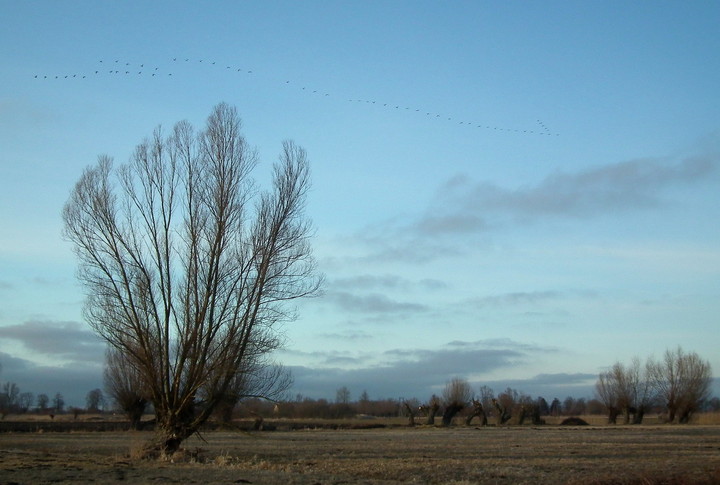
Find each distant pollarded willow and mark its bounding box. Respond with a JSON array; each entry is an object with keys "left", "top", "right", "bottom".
[{"left": 63, "top": 103, "right": 322, "bottom": 455}]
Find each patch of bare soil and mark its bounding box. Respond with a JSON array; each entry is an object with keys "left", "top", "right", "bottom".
[{"left": 1, "top": 426, "right": 719, "bottom": 484}]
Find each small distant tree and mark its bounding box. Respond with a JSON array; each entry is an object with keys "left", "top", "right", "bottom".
[
  {"left": 18, "top": 392, "right": 34, "bottom": 413},
  {"left": 37, "top": 393, "right": 49, "bottom": 412},
  {"left": 422, "top": 395, "right": 441, "bottom": 425},
  {"left": 358, "top": 390, "right": 371, "bottom": 415},
  {"left": 0, "top": 382, "right": 20, "bottom": 416},
  {"left": 441, "top": 377, "right": 472, "bottom": 426},
  {"left": 477, "top": 385, "right": 495, "bottom": 414},
  {"left": 595, "top": 370, "right": 621, "bottom": 424},
  {"left": 52, "top": 393, "right": 65, "bottom": 413},
  {"left": 549, "top": 398, "right": 561, "bottom": 417},
  {"left": 536, "top": 397, "right": 550, "bottom": 416},
  {"left": 336, "top": 387, "right": 351, "bottom": 404},
  {"left": 402, "top": 398, "right": 419, "bottom": 426},
  {"left": 86, "top": 388, "right": 105, "bottom": 412}
]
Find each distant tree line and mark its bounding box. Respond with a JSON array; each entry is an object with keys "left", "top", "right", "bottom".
[{"left": 1, "top": 346, "right": 715, "bottom": 426}]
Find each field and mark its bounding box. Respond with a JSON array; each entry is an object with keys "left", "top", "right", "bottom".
[{"left": 2, "top": 421, "right": 720, "bottom": 484}]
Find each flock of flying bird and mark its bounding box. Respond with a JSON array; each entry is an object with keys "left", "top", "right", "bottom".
[{"left": 34, "top": 57, "right": 558, "bottom": 136}]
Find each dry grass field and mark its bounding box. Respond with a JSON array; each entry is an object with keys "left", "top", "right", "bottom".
[{"left": 1, "top": 421, "right": 720, "bottom": 484}]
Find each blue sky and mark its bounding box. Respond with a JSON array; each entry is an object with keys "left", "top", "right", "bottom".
[{"left": 1, "top": 1, "right": 718, "bottom": 407}]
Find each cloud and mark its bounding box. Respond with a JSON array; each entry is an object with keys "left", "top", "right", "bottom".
[
  {"left": 0, "top": 320, "right": 105, "bottom": 364},
  {"left": 0, "top": 280, "right": 13, "bottom": 290},
  {"left": 478, "top": 372, "right": 598, "bottom": 400},
  {"left": 463, "top": 291, "right": 561, "bottom": 309},
  {"left": 329, "top": 274, "right": 448, "bottom": 293},
  {"left": 331, "top": 274, "right": 406, "bottom": 291},
  {"left": 343, "top": 149, "right": 718, "bottom": 265},
  {"left": 324, "top": 291, "right": 429, "bottom": 314},
  {"left": 317, "top": 330, "right": 375, "bottom": 341},
  {"left": 287, "top": 339, "right": 558, "bottom": 400},
  {"left": 0, "top": 351, "right": 103, "bottom": 408},
  {"left": 436, "top": 154, "right": 718, "bottom": 222}
]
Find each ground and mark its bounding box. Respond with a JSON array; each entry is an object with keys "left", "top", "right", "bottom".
[{"left": 1, "top": 424, "right": 719, "bottom": 484}]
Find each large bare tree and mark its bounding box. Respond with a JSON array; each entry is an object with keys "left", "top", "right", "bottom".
[
  {"left": 648, "top": 347, "right": 712, "bottom": 423},
  {"left": 63, "top": 103, "right": 321, "bottom": 454}
]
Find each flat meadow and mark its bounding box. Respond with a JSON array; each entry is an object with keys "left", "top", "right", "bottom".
[{"left": 1, "top": 416, "right": 720, "bottom": 484}]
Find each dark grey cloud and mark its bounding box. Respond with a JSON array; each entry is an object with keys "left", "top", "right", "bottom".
[
  {"left": 0, "top": 320, "right": 105, "bottom": 364},
  {"left": 0, "top": 352, "right": 103, "bottom": 408},
  {"left": 287, "top": 339, "right": 558, "bottom": 400},
  {"left": 479, "top": 373, "right": 598, "bottom": 400}
]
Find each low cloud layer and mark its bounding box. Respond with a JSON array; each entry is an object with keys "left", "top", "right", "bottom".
[
  {"left": 286, "top": 339, "right": 560, "bottom": 400},
  {"left": 0, "top": 320, "right": 105, "bottom": 364}
]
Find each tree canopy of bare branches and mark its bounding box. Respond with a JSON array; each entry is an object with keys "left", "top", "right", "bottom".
[
  {"left": 648, "top": 347, "right": 712, "bottom": 423},
  {"left": 597, "top": 349, "right": 711, "bottom": 424},
  {"left": 104, "top": 347, "right": 150, "bottom": 429},
  {"left": 441, "top": 377, "right": 472, "bottom": 426},
  {"left": 63, "top": 103, "right": 321, "bottom": 454}
]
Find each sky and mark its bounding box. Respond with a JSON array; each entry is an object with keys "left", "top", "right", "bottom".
[{"left": 0, "top": 1, "right": 718, "bottom": 408}]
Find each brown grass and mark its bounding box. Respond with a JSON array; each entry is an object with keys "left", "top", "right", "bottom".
[{"left": 1, "top": 424, "right": 719, "bottom": 484}]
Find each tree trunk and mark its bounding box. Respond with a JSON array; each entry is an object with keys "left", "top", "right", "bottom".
[
  {"left": 531, "top": 405, "right": 545, "bottom": 425},
  {"left": 425, "top": 402, "right": 439, "bottom": 425},
  {"left": 148, "top": 401, "right": 202, "bottom": 456},
  {"left": 518, "top": 406, "right": 527, "bottom": 425},
  {"left": 607, "top": 407, "right": 620, "bottom": 424},
  {"left": 402, "top": 402, "right": 416, "bottom": 427},
  {"left": 632, "top": 406, "right": 646, "bottom": 424},
  {"left": 493, "top": 400, "right": 511, "bottom": 425},
  {"left": 465, "top": 400, "right": 487, "bottom": 426},
  {"left": 441, "top": 404, "right": 464, "bottom": 426}
]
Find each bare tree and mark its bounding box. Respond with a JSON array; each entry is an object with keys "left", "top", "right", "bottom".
[
  {"left": 86, "top": 388, "right": 105, "bottom": 412},
  {"left": 648, "top": 347, "right": 712, "bottom": 423},
  {"left": 421, "top": 395, "right": 441, "bottom": 425},
  {"left": 104, "top": 347, "right": 150, "bottom": 429},
  {"left": 595, "top": 370, "right": 621, "bottom": 424},
  {"left": 52, "top": 393, "right": 65, "bottom": 413},
  {"left": 465, "top": 399, "right": 488, "bottom": 426},
  {"left": 212, "top": 358, "right": 293, "bottom": 424},
  {"left": 0, "top": 382, "right": 20, "bottom": 416},
  {"left": 63, "top": 103, "right": 321, "bottom": 454},
  {"left": 18, "top": 392, "right": 34, "bottom": 413},
  {"left": 402, "top": 400, "right": 417, "bottom": 426},
  {"left": 441, "top": 377, "right": 472, "bottom": 426},
  {"left": 336, "top": 386, "right": 351, "bottom": 404},
  {"left": 36, "top": 393, "right": 49, "bottom": 412}
]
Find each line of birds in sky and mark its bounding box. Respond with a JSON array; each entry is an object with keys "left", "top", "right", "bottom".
[{"left": 34, "top": 57, "right": 558, "bottom": 136}]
